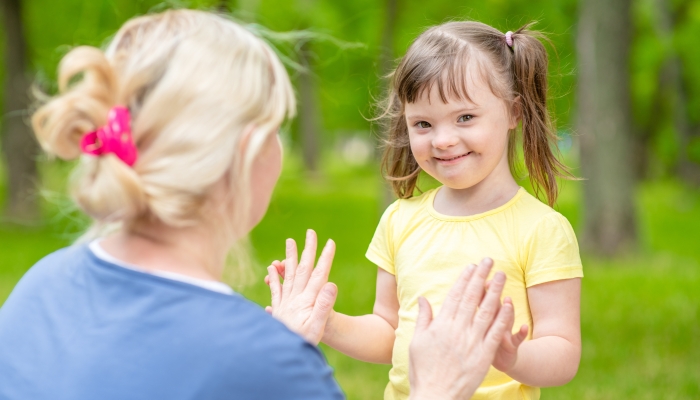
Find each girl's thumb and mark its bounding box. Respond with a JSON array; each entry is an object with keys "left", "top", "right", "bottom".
[{"left": 415, "top": 296, "right": 433, "bottom": 331}]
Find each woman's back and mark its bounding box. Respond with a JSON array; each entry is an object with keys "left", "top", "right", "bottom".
[{"left": 0, "top": 244, "right": 343, "bottom": 400}]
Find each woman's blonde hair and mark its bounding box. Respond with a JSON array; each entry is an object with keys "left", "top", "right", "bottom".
[
  {"left": 380, "top": 21, "right": 573, "bottom": 206},
  {"left": 32, "top": 10, "right": 295, "bottom": 263}
]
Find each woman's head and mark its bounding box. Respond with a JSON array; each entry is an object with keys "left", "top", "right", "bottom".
[
  {"left": 381, "top": 21, "right": 571, "bottom": 206},
  {"left": 33, "top": 10, "right": 295, "bottom": 241}
]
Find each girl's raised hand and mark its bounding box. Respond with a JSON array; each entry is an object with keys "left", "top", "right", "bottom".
[
  {"left": 492, "top": 311, "right": 529, "bottom": 373},
  {"left": 265, "top": 229, "right": 338, "bottom": 345}
]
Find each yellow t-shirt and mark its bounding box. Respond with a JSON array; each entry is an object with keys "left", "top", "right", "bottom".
[{"left": 366, "top": 187, "right": 583, "bottom": 400}]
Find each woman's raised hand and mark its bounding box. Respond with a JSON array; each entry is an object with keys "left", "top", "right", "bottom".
[
  {"left": 408, "top": 258, "right": 516, "bottom": 400},
  {"left": 265, "top": 229, "right": 338, "bottom": 345}
]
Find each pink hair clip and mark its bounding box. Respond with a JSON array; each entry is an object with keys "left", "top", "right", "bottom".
[
  {"left": 80, "top": 106, "right": 138, "bottom": 167},
  {"left": 505, "top": 31, "right": 514, "bottom": 48}
]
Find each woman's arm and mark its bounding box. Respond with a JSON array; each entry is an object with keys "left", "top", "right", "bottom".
[
  {"left": 494, "top": 278, "right": 581, "bottom": 387},
  {"left": 320, "top": 268, "right": 399, "bottom": 364}
]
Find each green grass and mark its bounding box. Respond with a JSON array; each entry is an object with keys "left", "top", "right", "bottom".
[{"left": 1, "top": 157, "right": 699, "bottom": 399}]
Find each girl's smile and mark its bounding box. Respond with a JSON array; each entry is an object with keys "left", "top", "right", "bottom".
[{"left": 434, "top": 151, "right": 473, "bottom": 165}]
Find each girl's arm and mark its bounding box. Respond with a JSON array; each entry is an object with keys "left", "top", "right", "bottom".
[
  {"left": 494, "top": 277, "right": 581, "bottom": 387},
  {"left": 321, "top": 268, "right": 399, "bottom": 364}
]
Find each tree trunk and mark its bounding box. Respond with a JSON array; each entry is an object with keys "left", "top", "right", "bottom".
[
  {"left": 654, "top": 0, "right": 700, "bottom": 186},
  {"left": 577, "top": 0, "right": 637, "bottom": 255},
  {"left": 1, "top": 0, "right": 40, "bottom": 223},
  {"left": 378, "top": 0, "right": 397, "bottom": 209},
  {"left": 298, "top": 42, "right": 320, "bottom": 173}
]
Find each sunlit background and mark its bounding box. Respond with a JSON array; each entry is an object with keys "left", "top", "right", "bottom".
[{"left": 1, "top": 0, "right": 699, "bottom": 398}]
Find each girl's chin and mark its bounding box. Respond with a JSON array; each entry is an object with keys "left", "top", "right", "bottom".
[{"left": 435, "top": 179, "right": 482, "bottom": 191}]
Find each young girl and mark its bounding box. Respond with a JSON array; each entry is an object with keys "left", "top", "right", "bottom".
[{"left": 269, "top": 21, "right": 583, "bottom": 400}]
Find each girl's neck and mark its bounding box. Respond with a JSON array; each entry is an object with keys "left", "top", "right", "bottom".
[
  {"left": 433, "top": 167, "right": 520, "bottom": 217},
  {"left": 99, "top": 220, "right": 228, "bottom": 282}
]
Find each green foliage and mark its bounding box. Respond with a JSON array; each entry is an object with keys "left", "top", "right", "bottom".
[
  {"left": 1, "top": 156, "right": 699, "bottom": 398},
  {"left": 2, "top": 0, "right": 700, "bottom": 398}
]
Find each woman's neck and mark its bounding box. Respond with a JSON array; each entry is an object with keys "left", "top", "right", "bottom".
[{"left": 99, "top": 221, "right": 228, "bottom": 282}]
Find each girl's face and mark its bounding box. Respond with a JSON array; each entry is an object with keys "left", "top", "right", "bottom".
[{"left": 404, "top": 74, "right": 518, "bottom": 191}]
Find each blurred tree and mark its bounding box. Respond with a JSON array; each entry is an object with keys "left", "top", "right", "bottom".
[
  {"left": 298, "top": 40, "right": 321, "bottom": 173},
  {"left": 378, "top": 0, "right": 397, "bottom": 208},
  {"left": 653, "top": 0, "right": 700, "bottom": 185},
  {"left": 1, "top": 0, "right": 40, "bottom": 223},
  {"left": 577, "top": 0, "right": 637, "bottom": 255}
]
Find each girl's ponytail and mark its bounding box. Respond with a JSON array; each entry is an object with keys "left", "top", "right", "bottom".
[
  {"left": 32, "top": 46, "right": 147, "bottom": 222},
  {"left": 510, "top": 24, "right": 573, "bottom": 206}
]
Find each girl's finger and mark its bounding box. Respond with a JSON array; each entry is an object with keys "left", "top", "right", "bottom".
[
  {"left": 438, "top": 264, "right": 476, "bottom": 321},
  {"left": 512, "top": 324, "right": 529, "bottom": 348},
  {"left": 484, "top": 301, "right": 515, "bottom": 355},
  {"left": 304, "top": 239, "right": 336, "bottom": 296},
  {"left": 273, "top": 260, "right": 286, "bottom": 277},
  {"left": 282, "top": 238, "right": 299, "bottom": 298},
  {"left": 292, "top": 229, "right": 318, "bottom": 296},
  {"left": 265, "top": 306, "right": 273, "bottom": 314},
  {"left": 268, "top": 265, "right": 283, "bottom": 309}
]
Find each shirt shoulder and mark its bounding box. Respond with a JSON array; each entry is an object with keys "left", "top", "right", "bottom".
[{"left": 204, "top": 300, "right": 344, "bottom": 399}]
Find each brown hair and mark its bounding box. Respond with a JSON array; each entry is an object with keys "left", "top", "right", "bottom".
[{"left": 379, "top": 21, "right": 574, "bottom": 206}]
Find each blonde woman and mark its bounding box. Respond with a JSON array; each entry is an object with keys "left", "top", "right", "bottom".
[{"left": 0, "top": 10, "right": 515, "bottom": 400}]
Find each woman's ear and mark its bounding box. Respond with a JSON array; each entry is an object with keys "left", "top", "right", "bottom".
[
  {"left": 509, "top": 96, "right": 522, "bottom": 130},
  {"left": 237, "top": 123, "right": 257, "bottom": 160}
]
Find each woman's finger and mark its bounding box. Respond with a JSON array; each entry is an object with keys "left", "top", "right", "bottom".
[
  {"left": 305, "top": 282, "right": 338, "bottom": 345},
  {"left": 456, "top": 258, "right": 494, "bottom": 325},
  {"left": 438, "top": 264, "right": 476, "bottom": 321},
  {"left": 282, "top": 238, "right": 299, "bottom": 298},
  {"left": 268, "top": 265, "right": 282, "bottom": 309},
  {"left": 414, "top": 296, "right": 433, "bottom": 332},
  {"left": 304, "top": 239, "right": 336, "bottom": 296},
  {"left": 292, "top": 230, "right": 318, "bottom": 296},
  {"left": 468, "top": 270, "right": 505, "bottom": 334}
]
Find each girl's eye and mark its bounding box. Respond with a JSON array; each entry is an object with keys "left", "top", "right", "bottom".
[
  {"left": 458, "top": 115, "right": 473, "bottom": 122},
  {"left": 415, "top": 121, "right": 431, "bottom": 129}
]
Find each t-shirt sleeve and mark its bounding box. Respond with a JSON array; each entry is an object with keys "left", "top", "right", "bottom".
[
  {"left": 523, "top": 212, "right": 583, "bottom": 287},
  {"left": 227, "top": 322, "right": 345, "bottom": 400},
  {"left": 365, "top": 201, "right": 400, "bottom": 275},
  {"left": 267, "top": 341, "right": 345, "bottom": 400}
]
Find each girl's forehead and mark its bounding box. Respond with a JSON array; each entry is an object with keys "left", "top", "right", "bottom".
[
  {"left": 402, "top": 52, "right": 508, "bottom": 107},
  {"left": 409, "top": 67, "right": 500, "bottom": 108}
]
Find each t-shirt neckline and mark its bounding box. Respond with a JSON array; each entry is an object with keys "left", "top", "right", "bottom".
[
  {"left": 88, "top": 240, "right": 234, "bottom": 295},
  {"left": 426, "top": 186, "right": 525, "bottom": 222}
]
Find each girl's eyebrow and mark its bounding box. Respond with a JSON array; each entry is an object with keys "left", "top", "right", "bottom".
[
  {"left": 405, "top": 107, "right": 480, "bottom": 121},
  {"left": 405, "top": 114, "right": 431, "bottom": 121}
]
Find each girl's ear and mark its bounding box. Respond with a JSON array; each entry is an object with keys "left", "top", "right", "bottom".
[{"left": 509, "top": 96, "right": 522, "bottom": 130}]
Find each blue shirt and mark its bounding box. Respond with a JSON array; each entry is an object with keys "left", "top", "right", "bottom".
[{"left": 0, "top": 244, "right": 344, "bottom": 400}]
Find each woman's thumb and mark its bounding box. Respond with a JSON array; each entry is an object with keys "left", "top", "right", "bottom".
[{"left": 415, "top": 296, "right": 433, "bottom": 331}]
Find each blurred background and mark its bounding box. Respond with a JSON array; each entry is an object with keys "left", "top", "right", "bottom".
[{"left": 1, "top": 0, "right": 699, "bottom": 398}]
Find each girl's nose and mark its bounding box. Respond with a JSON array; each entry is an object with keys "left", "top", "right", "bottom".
[{"left": 431, "top": 127, "right": 459, "bottom": 149}]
